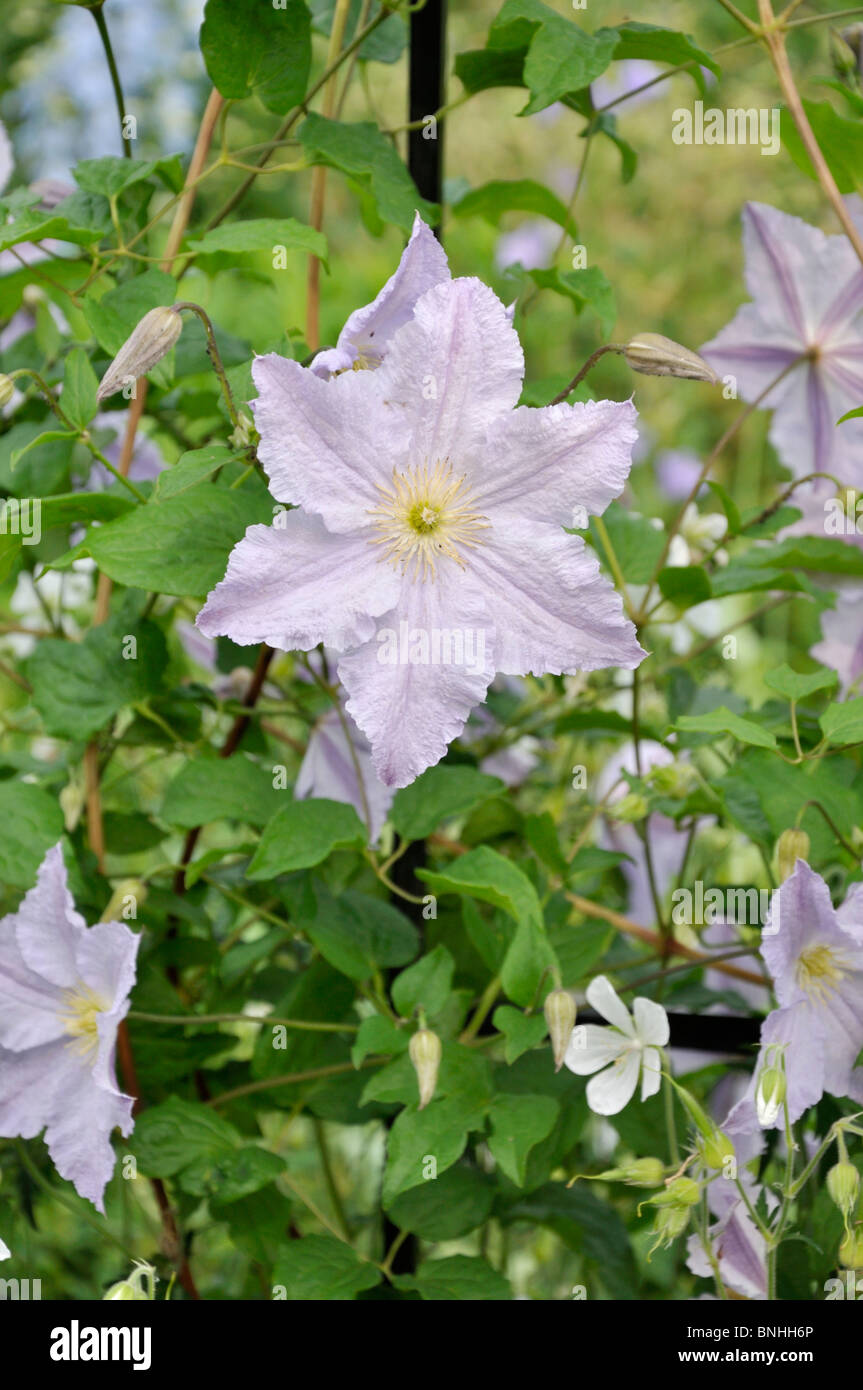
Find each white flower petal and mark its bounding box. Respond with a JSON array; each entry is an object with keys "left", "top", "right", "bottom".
[
  {"left": 563, "top": 1024, "right": 625, "bottom": 1076},
  {"left": 632, "top": 994, "right": 670, "bottom": 1047},
  {"left": 585, "top": 1048, "right": 641, "bottom": 1115},
  {"left": 640, "top": 1045, "right": 663, "bottom": 1101},
  {"left": 586, "top": 974, "right": 635, "bottom": 1035}
]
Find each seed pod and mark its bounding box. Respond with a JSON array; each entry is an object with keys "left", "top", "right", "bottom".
[
  {"left": 624, "top": 332, "right": 719, "bottom": 383},
  {"left": 648, "top": 1176, "right": 701, "bottom": 1210},
  {"left": 543, "top": 989, "right": 576, "bottom": 1072},
  {"left": 776, "top": 828, "right": 810, "bottom": 883},
  {"left": 0, "top": 374, "right": 15, "bottom": 407},
  {"left": 96, "top": 305, "right": 183, "bottom": 401},
  {"left": 596, "top": 1157, "right": 667, "bottom": 1187},
  {"left": 409, "top": 1028, "right": 442, "bottom": 1110}
]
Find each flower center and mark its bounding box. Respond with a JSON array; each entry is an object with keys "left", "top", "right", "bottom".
[
  {"left": 795, "top": 943, "right": 848, "bottom": 1003},
  {"left": 368, "top": 460, "right": 489, "bottom": 581},
  {"left": 58, "top": 982, "right": 109, "bottom": 1061}
]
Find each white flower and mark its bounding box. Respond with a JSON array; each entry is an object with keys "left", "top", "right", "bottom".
[
  {"left": 564, "top": 974, "right": 669, "bottom": 1114},
  {"left": 0, "top": 1235, "right": 9, "bottom": 1261}
]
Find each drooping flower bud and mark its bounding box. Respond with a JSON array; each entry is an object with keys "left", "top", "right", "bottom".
[
  {"left": 611, "top": 791, "right": 649, "bottom": 823},
  {"left": 827, "top": 1162, "right": 860, "bottom": 1223},
  {"left": 96, "top": 306, "right": 183, "bottom": 401},
  {"left": 776, "top": 828, "right": 810, "bottom": 883},
  {"left": 103, "top": 1260, "right": 157, "bottom": 1301},
  {"left": 624, "top": 332, "right": 719, "bottom": 384},
  {"left": 543, "top": 988, "right": 576, "bottom": 1071},
  {"left": 644, "top": 1179, "right": 700, "bottom": 1256},
  {"left": 839, "top": 1227, "right": 863, "bottom": 1270},
  {"left": 646, "top": 1176, "right": 701, "bottom": 1210},
  {"left": 595, "top": 1157, "right": 667, "bottom": 1187},
  {"left": 649, "top": 1203, "right": 691, "bottom": 1254},
  {"left": 673, "top": 1082, "right": 735, "bottom": 1172},
  {"left": 409, "top": 1028, "right": 442, "bottom": 1110},
  {"left": 755, "top": 1064, "right": 786, "bottom": 1126},
  {"left": 0, "top": 374, "right": 14, "bottom": 408}
]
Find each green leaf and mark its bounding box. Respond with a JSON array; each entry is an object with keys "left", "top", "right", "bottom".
[
  {"left": 386, "top": 1163, "right": 495, "bottom": 1240},
  {"left": 781, "top": 100, "right": 863, "bottom": 193},
  {"left": 838, "top": 405, "right": 863, "bottom": 424},
  {"left": 657, "top": 565, "right": 712, "bottom": 610},
  {"left": 187, "top": 217, "right": 327, "bottom": 265},
  {"left": 27, "top": 613, "right": 169, "bottom": 740},
  {"left": 179, "top": 1146, "right": 284, "bottom": 1203},
  {"left": 200, "top": 0, "right": 312, "bottom": 113},
  {"left": 521, "top": 18, "right": 618, "bottom": 115},
  {"left": 392, "top": 1254, "right": 511, "bottom": 1300},
  {"left": 61, "top": 348, "right": 99, "bottom": 430},
  {"left": 297, "top": 886, "right": 420, "bottom": 982},
  {"left": 0, "top": 204, "right": 106, "bottom": 253},
  {"left": 500, "top": 1181, "right": 637, "bottom": 1297},
  {"left": 675, "top": 706, "right": 778, "bottom": 750},
  {"left": 383, "top": 1095, "right": 481, "bottom": 1203},
  {"left": 0, "top": 491, "right": 134, "bottom": 583},
  {"left": 351, "top": 1014, "right": 410, "bottom": 1067},
  {"left": 742, "top": 535, "right": 863, "bottom": 576},
  {"left": 273, "top": 1235, "right": 382, "bottom": 1300},
  {"left": 131, "top": 1097, "right": 239, "bottom": 1177},
  {"left": 526, "top": 266, "right": 616, "bottom": 337},
  {"left": 764, "top": 664, "right": 837, "bottom": 702},
  {"left": 492, "top": 1005, "right": 548, "bottom": 1063},
  {"left": 161, "top": 754, "right": 283, "bottom": 828},
  {"left": 820, "top": 699, "right": 863, "bottom": 747},
  {"left": 310, "top": 0, "right": 407, "bottom": 65},
  {"left": 73, "top": 156, "right": 165, "bottom": 199},
  {"left": 58, "top": 483, "right": 271, "bottom": 597},
  {"left": 391, "top": 765, "right": 503, "bottom": 841},
  {"left": 391, "top": 944, "right": 455, "bottom": 1018},
  {"left": 0, "top": 783, "right": 65, "bottom": 889},
  {"left": 84, "top": 268, "right": 177, "bottom": 390},
  {"left": 298, "top": 114, "right": 438, "bottom": 232},
  {"left": 248, "top": 799, "right": 367, "bottom": 878},
  {"left": 451, "top": 178, "right": 577, "bottom": 236},
  {"left": 9, "top": 429, "right": 77, "bottom": 473},
  {"left": 589, "top": 503, "right": 664, "bottom": 582},
  {"left": 455, "top": 47, "right": 526, "bottom": 95},
  {"left": 152, "top": 446, "right": 240, "bottom": 500},
  {"left": 599, "top": 21, "right": 719, "bottom": 95},
  {"left": 487, "top": 1092, "right": 559, "bottom": 1184}
]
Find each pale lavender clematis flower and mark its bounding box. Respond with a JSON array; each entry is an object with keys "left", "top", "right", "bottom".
[
  {"left": 724, "top": 862, "right": 863, "bottom": 1144},
  {"left": 0, "top": 121, "right": 12, "bottom": 196},
  {"left": 701, "top": 203, "right": 863, "bottom": 481},
  {"left": 311, "top": 213, "right": 449, "bottom": 378},
  {"left": 811, "top": 586, "right": 863, "bottom": 692},
  {"left": 198, "top": 276, "right": 644, "bottom": 787},
  {"left": 296, "top": 707, "right": 394, "bottom": 844},
  {"left": 686, "top": 1172, "right": 768, "bottom": 1299},
  {"left": 494, "top": 219, "right": 559, "bottom": 273},
  {"left": 596, "top": 740, "right": 681, "bottom": 927},
  {"left": 0, "top": 844, "right": 140, "bottom": 1211}
]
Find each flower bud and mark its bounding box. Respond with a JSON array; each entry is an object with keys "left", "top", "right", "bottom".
[
  {"left": 612, "top": 791, "right": 649, "bottom": 823},
  {"left": 596, "top": 1157, "right": 666, "bottom": 1187},
  {"left": 831, "top": 28, "right": 859, "bottom": 79},
  {"left": 624, "top": 332, "right": 719, "bottom": 384},
  {"left": 0, "top": 375, "right": 14, "bottom": 408},
  {"left": 776, "top": 828, "right": 810, "bottom": 883},
  {"left": 544, "top": 988, "right": 576, "bottom": 1072},
  {"left": 409, "top": 1028, "right": 442, "bottom": 1110},
  {"left": 673, "top": 1083, "right": 735, "bottom": 1171},
  {"left": 647, "top": 761, "right": 698, "bottom": 800},
  {"left": 647, "top": 1176, "right": 701, "bottom": 1210},
  {"left": 97, "top": 305, "right": 183, "bottom": 401},
  {"left": 839, "top": 1227, "right": 863, "bottom": 1270},
  {"left": 827, "top": 1162, "right": 860, "bottom": 1221},
  {"left": 755, "top": 1065, "right": 786, "bottom": 1126},
  {"left": 648, "top": 1202, "right": 692, "bottom": 1257},
  {"left": 103, "top": 1260, "right": 157, "bottom": 1301}
]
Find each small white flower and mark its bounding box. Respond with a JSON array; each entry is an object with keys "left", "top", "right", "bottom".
[
  {"left": 679, "top": 502, "right": 727, "bottom": 559},
  {"left": 564, "top": 974, "right": 669, "bottom": 1115},
  {"left": 0, "top": 1235, "right": 10, "bottom": 1261}
]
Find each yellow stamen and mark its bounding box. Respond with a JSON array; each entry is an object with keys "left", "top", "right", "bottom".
[
  {"left": 368, "top": 459, "right": 489, "bottom": 582},
  {"left": 795, "top": 944, "right": 848, "bottom": 1004},
  {"left": 58, "top": 983, "right": 109, "bottom": 1060}
]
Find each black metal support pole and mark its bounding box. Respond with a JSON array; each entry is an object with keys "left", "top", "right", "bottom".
[{"left": 408, "top": 0, "right": 446, "bottom": 238}]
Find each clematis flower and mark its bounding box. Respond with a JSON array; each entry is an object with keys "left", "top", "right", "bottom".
[
  {"left": 595, "top": 740, "right": 683, "bottom": 927},
  {"left": 686, "top": 1173, "right": 768, "bottom": 1299},
  {"left": 296, "top": 706, "right": 394, "bottom": 844},
  {"left": 724, "top": 861, "right": 863, "bottom": 1143},
  {"left": 311, "top": 212, "right": 450, "bottom": 378},
  {"left": 811, "top": 585, "right": 863, "bottom": 692},
  {"left": 564, "top": 974, "right": 669, "bottom": 1115},
  {"left": 198, "top": 274, "right": 644, "bottom": 787},
  {"left": 701, "top": 202, "right": 863, "bottom": 481},
  {"left": 0, "top": 843, "right": 140, "bottom": 1211}
]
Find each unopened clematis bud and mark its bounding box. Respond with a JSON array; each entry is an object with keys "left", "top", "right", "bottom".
[
  {"left": 544, "top": 989, "right": 576, "bottom": 1071},
  {"left": 409, "top": 1028, "right": 442, "bottom": 1110},
  {"left": 755, "top": 1064, "right": 786, "bottom": 1126},
  {"left": 776, "top": 828, "right": 810, "bottom": 882},
  {"left": 0, "top": 374, "right": 14, "bottom": 408},
  {"left": 839, "top": 1227, "right": 863, "bottom": 1269},
  {"left": 104, "top": 1260, "right": 157, "bottom": 1301},
  {"left": 97, "top": 306, "right": 183, "bottom": 401},
  {"left": 827, "top": 1162, "right": 860, "bottom": 1223},
  {"left": 624, "top": 332, "right": 719, "bottom": 384}
]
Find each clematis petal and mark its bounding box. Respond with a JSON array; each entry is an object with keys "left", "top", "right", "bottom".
[
  {"left": 74, "top": 921, "right": 140, "bottom": 1013},
  {"left": 740, "top": 202, "right": 836, "bottom": 342},
  {"left": 563, "top": 1024, "right": 625, "bottom": 1076},
  {"left": 700, "top": 304, "right": 801, "bottom": 402},
  {"left": 585, "top": 1048, "right": 640, "bottom": 1115},
  {"left": 296, "top": 707, "right": 394, "bottom": 843},
  {"left": 586, "top": 974, "right": 635, "bottom": 1035},
  {"left": 251, "top": 353, "right": 409, "bottom": 532},
  {"left": 0, "top": 922, "right": 65, "bottom": 1051},
  {"left": 761, "top": 860, "right": 850, "bottom": 1006},
  {"left": 312, "top": 213, "right": 450, "bottom": 379},
  {"left": 0, "top": 1038, "right": 71, "bottom": 1140},
  {"left": 42, "top": 1050, "right": 134, "bottom": 1213},
  {"left": 374, "top": 276, "right": 524, "bottom": 469},
  {"left": 632, "top": 995, "right": 670, "bottom": 1047},
  {"left": 466, "top": 520, "right": 644, "bottom": 676},
  {"left": 13, "top": 843, "right": 82, "bottom": 989},
  {"left": 479, "top": 397, "right": 638, "bottom": 527},
  {"left": 338, "top": 566, "right": 495, "bottom": 788},
  {"left": 640, "top": 1045, "right": 663, "bottom": 1100},
  {"left": 197, "top": 511, "right": 401, "bottom": 653}
]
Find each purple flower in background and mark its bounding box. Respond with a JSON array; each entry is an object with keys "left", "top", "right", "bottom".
[
  {"left": 596, "top": 740, "right": 682, "bottom": 927},
  {"left": 0, "top": 122, "right": 12, "bottom": 194},
  {"left": 0, "top": 844, "right": 140, "bottom": 1211},
  {"left": 591, "top": 60, "right": 663, "bottom": 112},
  {"left": 655, "top": 449, "right": 703, "bottom": 501},
  {"left": 311, "top": 213, "right": 450, "bottom": 378},
  {"left": 494, "top": 219, "right": 559, "bottom": 273},
  {"left": 701, "top": 203, "right": 863, "bottom": 481},
  {"left": 811, "top": 586, "right": 863, "bottom": 692},
  {"left": 198, "top": 276, "right": 643, "bottom": 787},
  {"left": 686, "top": 1172, "right": 768, "bottom": 1299},
  {"left": 296, "top": 706, "right": 394, "bottom": 844},
  {"left": 724, "top": 862, "right": 863, "bottom": 1143}
]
